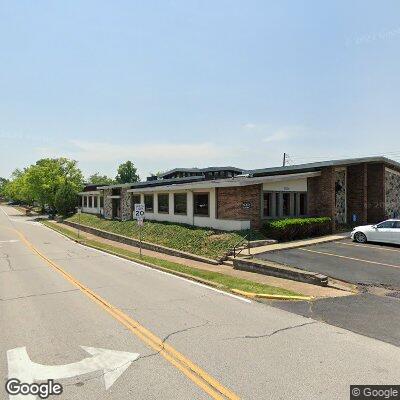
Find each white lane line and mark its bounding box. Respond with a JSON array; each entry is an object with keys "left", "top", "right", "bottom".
[
  {"left": 40, "top": 224, "right": 252, "bottom": 304},
  {"left": 337, "top": 241, "right": 400, "bottom": 253},
  {"left": 300, "top": 248, "right": 400, "bottom": 269},
  {"left": 0, "top": 240, "right": 19, "bottom": 243},
  {"left": 0, "top": 206, "right": 9, "bottom": 216}
]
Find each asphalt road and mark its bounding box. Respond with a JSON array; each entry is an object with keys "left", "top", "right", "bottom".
[
  {"left": 1, "top": 206, "right": 400, "bottom": 400},
  {"left": 255, "top": 239, "right": 400, "bottom": 347},
  {"left": 255, "top": 239, "right": 400, "bottom": 288}
]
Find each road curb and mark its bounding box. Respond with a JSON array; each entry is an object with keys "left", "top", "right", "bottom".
[
  {"left": 231, "top": 289, "right": 314, "bottom": 301},
  {"left": 43, "top": 221, "right": 311, "bottom": 302}
]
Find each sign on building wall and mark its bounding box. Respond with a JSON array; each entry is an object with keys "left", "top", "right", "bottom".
[{"left": 242, "top": 201, "right": 252, "bottom": 210}]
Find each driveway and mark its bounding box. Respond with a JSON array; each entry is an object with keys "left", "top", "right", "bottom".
[
  {"left": 255, "top": 238, "right": 400, "bottom": 347},
  {"left": 255, "top": 238, "right": 400, "bottom": 288}
]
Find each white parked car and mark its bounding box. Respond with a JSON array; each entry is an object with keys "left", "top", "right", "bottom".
[{"left": 351, "top": 219, "right": 400, "bottom": 244}]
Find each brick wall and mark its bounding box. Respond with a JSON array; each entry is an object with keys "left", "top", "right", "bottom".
[
  {"left": 307, "top": 167, "right": 335, "bottom": 226},
  {"left": 347, "top": 164, "right": 368, "bottom": 224},
  {"left": 367, "top": 163, "right": 385, "bottom": 223},
  {"left": 216, "top": 184, "right": 261, "bottom": 229}
]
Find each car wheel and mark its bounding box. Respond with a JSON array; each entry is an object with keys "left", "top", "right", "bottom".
[{"left": 354, "top": 232, "right": 367, "bottom": 244}]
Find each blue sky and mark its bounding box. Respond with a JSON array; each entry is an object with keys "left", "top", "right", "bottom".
[{"left": 1, "top": 1, "right": 400, "bottom": 180}]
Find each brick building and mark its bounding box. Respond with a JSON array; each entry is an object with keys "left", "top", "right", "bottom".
[{"left": 79, "top": 157, "right": 400, "bottom": 231}]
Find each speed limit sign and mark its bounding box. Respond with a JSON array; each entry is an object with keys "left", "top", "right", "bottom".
[{"left": 134, "top": 203, "right": 145, "bottom": 223}]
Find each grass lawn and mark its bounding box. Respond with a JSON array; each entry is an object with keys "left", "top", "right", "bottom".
[
  {"left": 66, "top": 213, "right": 264, "bottom": 260},
  {"left": 43, "top": 221, "right": 301, "bottom": 297}
]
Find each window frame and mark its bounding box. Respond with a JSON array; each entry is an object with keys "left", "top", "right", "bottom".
[
  {"left": 144, "top": 194, "right": 154, "bottom": 213},
  {"left": 193, "top": 192, "right": 210, "bottom": 217},
  {"left": 157, "top": 193, "right": 169, "bottom": 214},
  {"left": 262, "top": 191, "right": 308, "bottom": 219},
  {"left": 131, "top": 194, "right": 141, "bottom": 210},
  {"left": 174, "top": 193, "right": 187, "bottom": 215}
]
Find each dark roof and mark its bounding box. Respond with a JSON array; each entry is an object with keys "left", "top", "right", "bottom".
[
  {"left": 97, "top": 156, "right": 400, "bottom": 190},
  {"left": 97, "top": 175, "right": 205, "bottom": 190},
  {"left": 159, "top": 166, "right": 244, "bottom": 178},
  {"left": 248, "top": 156, "right": 400, "bottom": 177},
  {"left": 82, "top": 183, "right": 101, "bottom": 192}
]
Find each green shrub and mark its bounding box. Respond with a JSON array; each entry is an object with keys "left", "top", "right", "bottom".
[
  {"left": 262, "top": 217, "right": 332, "bottom": 241},
  {"left": 55, "top": 184, "right": 78, "bottom": 217}
]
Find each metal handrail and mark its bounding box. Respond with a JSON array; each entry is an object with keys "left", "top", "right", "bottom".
[{"left": 232, "top": 233, "right": 252, "bottom": 258}]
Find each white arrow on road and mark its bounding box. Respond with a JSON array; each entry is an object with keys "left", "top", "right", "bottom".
[{"left": 7, "top": 346, "right": 140, "bottom": 399}]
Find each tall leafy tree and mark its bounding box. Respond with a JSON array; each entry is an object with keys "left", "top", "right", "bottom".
[
  {"left": 88, "top": 172, "right": 115, "bottom": 185},
  {"left": 25, "top": 158, "right": 84, "bottom": 211},
  {"left": 0, "top": 177, "right": 9, "bottom": 196},
  {"left": 115, "top": 161, "right": 140, "bottom": 184}
]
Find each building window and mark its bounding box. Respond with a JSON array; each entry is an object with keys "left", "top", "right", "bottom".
[
  {"left": 89, "top": 196, "right": 93, "bottom": 208},
  {"left": 131, "top": 194, "right": 141, "bottom": 208},
  {"left": 174, "top": 193, "right": 187, "bottom": 215},
  {"left": 83, "top": 196, "right": 87, "bottom": 207},
  {"left": 94, "top": 196, "right": 98, "bottom": 208},
  {"left": 158, "top": 194, "right": 169, "bottom": 213},
  {"left": 194, "top": 193, "right": 209, "bottom": 216},
  {"left": 263, "top": 191, "right": 307, "bottom": 219},
  {"left": 299, "top": 193, "right": 307, "bottom": 215},
  {"left": 144, "top": 194, "right": 154, "bottom": 212},
  {"left": 282, "top": 193, "right": 291, "bottom": 216},
  {"left": 100, "top": 196, "right": 104, "bottom": 208},
  {"left": 263, "top": 192, "right": 273, "bottom": 217}
]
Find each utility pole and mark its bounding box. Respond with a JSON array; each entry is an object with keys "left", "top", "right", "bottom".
[{"left": 282, "top": 152, "right": 287, "bottom": 167}]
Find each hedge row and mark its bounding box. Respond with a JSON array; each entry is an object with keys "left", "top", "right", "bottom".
[{"left": 262, "top": 217, "right": 332, "bottom": 241}]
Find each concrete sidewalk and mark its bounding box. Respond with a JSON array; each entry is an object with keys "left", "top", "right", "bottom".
[
  {"left": 48, "top": 221, "right": 351, "bottom": 299},
  {"left": 251, "top": 232, "right": 350, "bottom": 254}
]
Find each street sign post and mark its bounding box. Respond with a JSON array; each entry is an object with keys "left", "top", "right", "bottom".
[{"left": 134, "top": 204, "right": 145, "bottom": 258}]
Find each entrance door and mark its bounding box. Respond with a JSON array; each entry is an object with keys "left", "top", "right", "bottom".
[{"left": 112, "top": 199, "right": 121, "bottom": 220}]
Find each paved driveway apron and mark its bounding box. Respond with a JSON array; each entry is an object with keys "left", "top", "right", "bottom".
[
  {"left": 255, "top": 238, "right": 400, "bottom": 288},
  {"left": 255, "top": 239, "right": 400, "bottom": 347}
]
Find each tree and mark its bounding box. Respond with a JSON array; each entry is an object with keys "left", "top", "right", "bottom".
[
  {"left": 0, "top": 177, "right": 9, "bottom": 197},
  {"left": 2, "top": 169, "right": 34, "bottom": 204},
  {"left": 88, "top": 172, "right": 115, "bottom": 185},
  {"left": 55, "top": 183, "right": 77, "bottom": 216},
  {"left": 1, "top": 159, "right": 83, "bottom": 211},
  {"left": 149, "top": 170, "right": 166, "bottom": 178},
  {"left": 24, "top": 158, "right": 83, "bottom": 211},
  {"left": 115, "top": 161, "right": 140, "bottom": 184}
]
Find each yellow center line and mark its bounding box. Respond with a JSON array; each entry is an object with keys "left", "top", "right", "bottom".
[
  {"left": 13, "top": 228, "right": 240, "bottom": 400},
  {"left": 300, "top": 248, "right": 400, "bottom": 269},
  {"left": 337, "top": 241, "right": 400, "bottom": 253}
]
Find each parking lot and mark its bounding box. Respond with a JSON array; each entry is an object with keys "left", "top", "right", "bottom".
[
  {"left": 256, "top": 238, "right": 400, "bottom": 347},
  {"left": 255, "top": 238, "right": 400, "bottom": 288}
]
